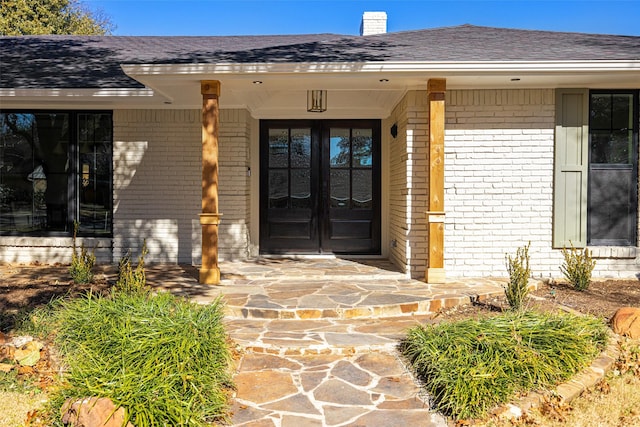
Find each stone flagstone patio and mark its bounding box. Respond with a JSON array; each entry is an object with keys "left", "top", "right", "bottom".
[{"left": 146, "top": 258, "right": 511, "bottom": 427}]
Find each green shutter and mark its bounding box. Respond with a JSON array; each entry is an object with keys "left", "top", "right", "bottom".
[{"left": 553, "top": 89, "right": 589, "bottom": 248}]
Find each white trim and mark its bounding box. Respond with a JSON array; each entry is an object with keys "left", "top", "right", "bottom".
[
  {"left": 122, "top": 60, "right": 640, "bottom": 76},
  {"left": 0, "top": 88, "right": 155, "bottom": 97}
]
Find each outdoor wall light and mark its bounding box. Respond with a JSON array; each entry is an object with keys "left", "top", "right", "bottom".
[
  {"left": 390, "top": 123, "right": 398, "bottom": 138},
  {"left": 307, "top": 90, "right": 327, "bottom": 113}
]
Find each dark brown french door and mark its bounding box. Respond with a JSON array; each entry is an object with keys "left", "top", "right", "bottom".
[{"left": 260, "top": 120, "right": 381, "bottom": 254}]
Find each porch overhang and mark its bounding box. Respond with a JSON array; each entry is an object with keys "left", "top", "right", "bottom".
[{"left": 117, "top": 59, "right": 640, "bottom": 116}]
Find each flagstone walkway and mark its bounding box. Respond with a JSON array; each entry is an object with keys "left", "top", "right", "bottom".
[{"left": 147, "top": 258, "right": 511, "bottom": 427}]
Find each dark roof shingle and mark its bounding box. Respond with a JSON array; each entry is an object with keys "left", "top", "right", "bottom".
[{"left": 1, "top": 25, "right": 639, "bottom": 89}]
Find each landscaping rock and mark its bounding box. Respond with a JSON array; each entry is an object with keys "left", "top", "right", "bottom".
[
  {"left": 610, "top": 307, "right": 640, "bottom": 338},
  {"left": 61, "top": 397, "right": 134, "bottom": 427}
]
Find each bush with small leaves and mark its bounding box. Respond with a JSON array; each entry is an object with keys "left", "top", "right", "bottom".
[
  {"left": 505, "top": 242, "right": 531, "bottom": 311},
  {"left": 560, "top": 243, "right": 596, "bottom": 291}
]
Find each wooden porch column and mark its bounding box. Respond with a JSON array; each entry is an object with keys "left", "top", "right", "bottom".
[
  {"left": 426, "top": 78, "right": 446, "bottom": 283},
  {"left": 200, "top": 80, "right": 222, "bottom": 284}
]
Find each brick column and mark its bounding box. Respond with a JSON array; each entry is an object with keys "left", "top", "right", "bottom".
[
  {"left": 200, "top": 80, "right": 222, "bottom": 284},
  {"left": 426, "top": 78, "right": 446, "bottom": 283}
]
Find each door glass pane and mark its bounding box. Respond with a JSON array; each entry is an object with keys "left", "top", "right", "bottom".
[
  {"left": 268, "top": 170, "right": 288, "bottom": 208},
  {"left": 291, "top": 169, "right": 311, "bottom": 209},
  {"left": 330, "top": 170, "right": 349, "bottom": 208},
  {"left": 330, "top": 128, "right": 350, "bottom": 168},
  {"left": 352, "top": 170, "right": 372, "bottom": 209},
  {"left": 291, "top": 128, "right": 311, "bottom": 168},
  {"left": 352, "top": 129, "right": 372, "bottom": 167},
  {"left": 269, "top": 129, "right": 288, "bottom": 167}
]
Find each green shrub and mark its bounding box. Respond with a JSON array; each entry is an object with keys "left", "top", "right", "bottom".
[
  {"left": 560, "top": 243, "right": 596, "bottom": 291},
  {"left": 115, "top": 240, "right": 148, "bottom": 295},
  {"left": 50, "top": 291, "right": 233, "bottom": 426},
  {"left": 401, "top": 311, "right": 608, "bottom": 420},
  {"left": 505, "top": 242, "right": 531, "bottom": 310},
  {"left": 69, "top": 222, "right": 96, "bottom": 284}
]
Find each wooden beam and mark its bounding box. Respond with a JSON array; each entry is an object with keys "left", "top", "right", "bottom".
[
  {"left": 426, "top": 78, "right": 446, "bottom": 283},
  {"left": 200, "top": 80, "right": 222, "bottom": 284}
]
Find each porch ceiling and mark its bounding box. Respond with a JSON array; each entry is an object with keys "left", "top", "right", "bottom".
[
  {"left": 120, "top": 60, "right": 640, "bottom": 116},
  {"left": 3, "top": 60, "right": 638, "bottom": 114}
]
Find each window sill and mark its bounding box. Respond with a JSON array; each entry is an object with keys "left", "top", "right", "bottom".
[
  {"left": 0, "top": 236, "right": 111, "bottom": 248},
  {"left": 586, "top": 246, "right": 637, "bottom": 259}
]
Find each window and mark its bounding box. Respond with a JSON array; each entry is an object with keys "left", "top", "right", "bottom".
[
  {"left": 588, "top": 92, "right": 638, "bottom": 246},
  {"left": 554, "top": 90, "right": 638, "bottom": 248},
  {"left": 0, "top": 111, "right": 112, "bottom": 236}
]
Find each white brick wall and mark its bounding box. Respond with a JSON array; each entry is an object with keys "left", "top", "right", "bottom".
[
  {"left": 217, "top": 109, "right": 252, "bottom": 261},
  {"left": 386, "top": 91, "right": 430, "bottom": 279},
  {"left": 113, "top": 109, "right": 201, "bottom": 263},
  {"left": 444, "top": 89, "right": 640, "bottom": 279},
  {"left": 0, "top": 108, "right": 253, "bottom": 266},
  {"left": 113, "top": 108, "right": 251, "bottom": 265}
]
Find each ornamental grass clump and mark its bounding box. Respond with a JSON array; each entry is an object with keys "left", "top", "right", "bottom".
[
  {"left": 561, "top": 243, "right": 596, "bottom": 291},
  {"left": 115, "top": 240, "right": 148, "bottom": 295},
  {"left": 69, "top": 222, "right": 96, "bottom": 284},
  {"left": 505, "top": 242, "right": 531, "bottom": 310},
  {"left": 401, "top": 311, "right": 608, "bottom": 420},
  {"left": 50, "top": 291, "right": 233, "bottom": 426}
]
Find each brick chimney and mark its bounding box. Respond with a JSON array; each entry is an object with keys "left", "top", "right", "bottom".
[{"left": 360, "top": 11, "right": 387, "bottom": 36}]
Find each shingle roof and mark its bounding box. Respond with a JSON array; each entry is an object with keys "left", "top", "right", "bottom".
[{"left": 1, "top": 25, "right": 639, "bottom": 89}]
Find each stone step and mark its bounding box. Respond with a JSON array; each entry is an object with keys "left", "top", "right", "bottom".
[
  {"left": 226, "top": 315, "right": 434, "bottom": 356},
  {"left": 220, "top": 281, "right": 507, "bottom": 320}
]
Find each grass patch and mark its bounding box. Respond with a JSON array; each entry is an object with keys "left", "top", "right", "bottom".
[
  {"left": 45, "top": 290, "right": 233, "bottom": 426},
  {"left": 401, "top": 311, "right": 608, "bottom": 420}
]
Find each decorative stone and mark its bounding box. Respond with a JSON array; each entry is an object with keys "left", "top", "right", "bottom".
[
  {"left": 61, "top": 397, "right": 133, "bottom": 427},
  {"left": 313, "top": 379, "right": 372, "bottom": 406},
  {"left": 235, "top": 371, "right": 298, "bottom": 404},
  {"left": 610, "top": 307, "right": 640, "bottom": 338}
]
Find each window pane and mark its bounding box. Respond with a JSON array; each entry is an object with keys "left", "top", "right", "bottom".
[
  {"left": 268, "top": 170, "right": 288, "bottom": 208},
  {"left": 1, "top": 112, "right": 111, "bottom": 236},
  {"left": 590, "top": 93, "right": 635, "bottom": 165},
  {"left": 0, "top": 113, "right": 69, "bottom": 233},
  {"left": 269, "top": 129, "right": 288, "bottom": 167},
  {"left": 330, "top": 128, "right": 350, "bottom": 168},
  {"left": 591, "top": 131, "right": 634, "bottom": 164},
  {"left": 330, "top": 169, "right": 349, "bottom": 208},
  {"left": 352, "top": 129, "right": 372, "bottom": 167},
  {"left": 78, "top": 114, "right": 112, "bottom": 235},
  {"left": 590, "top": 94, "right": 611, "bottom": 129},
  {"left": 290, "top": 169, "right": 311, "bottom": 209},
  {"left": 612, "top": 94, "right": 633, "bottom": 130},
  {"left": 352, "top": 170, "right": 372, "bottom": 209},
  {"left": 290, "top": 128, "right": 311, "bottom": 168}
]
